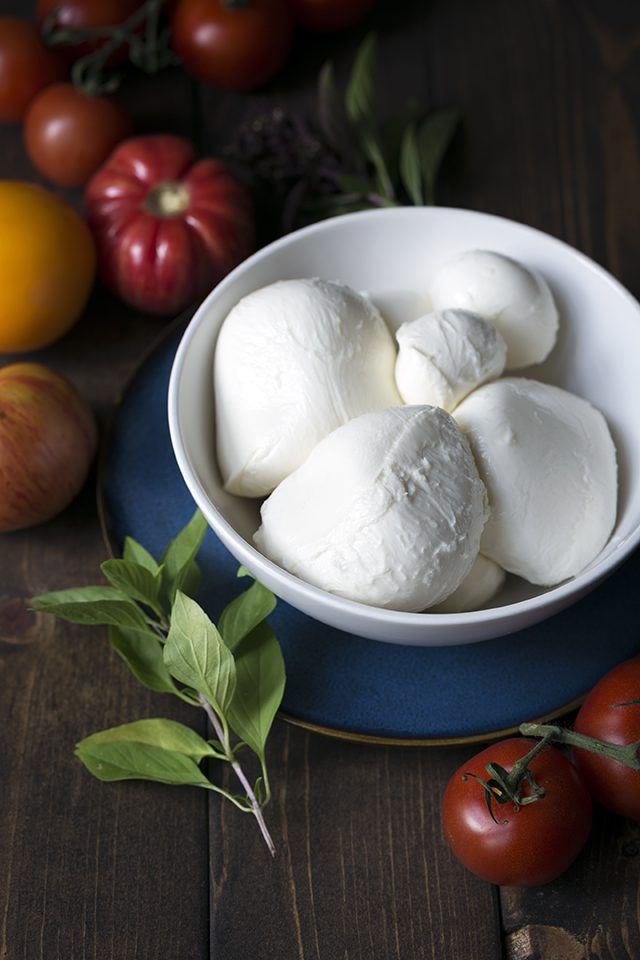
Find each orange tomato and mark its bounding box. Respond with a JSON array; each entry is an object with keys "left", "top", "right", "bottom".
[{"left": 0, "top": 182, "right": 96, "bottom": 352}]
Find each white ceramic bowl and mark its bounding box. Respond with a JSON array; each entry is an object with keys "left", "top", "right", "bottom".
[{"left": 168, "top": 207, "right": 640, "bottom": 646}]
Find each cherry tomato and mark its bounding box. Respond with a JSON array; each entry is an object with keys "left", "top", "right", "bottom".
[
  {"left": 573, "top": 657, "right": 640, "bottom": 820},
  {"left": 24, "top": 83, "right": 131, "bottom": 187},
  {"left": 171, "top": 0, "right": 293, "bottom": 91},
  {"left": 287, "top": 0, "right": 375, "bottom": 32},
  {"left": 0, "top": 182, "right": 96, "bottom": 353},
  {"left": 0, "top": 18, "right": 67, "bottom": 123},
  {"left": 442, "top": 738, "right": 592, "bottom": 886},
  {"left": 85, "top": 134, "right": 255, "bottom": 315},
  {"left": 37, "top": 0, "right": 141, "bottom": 64}
]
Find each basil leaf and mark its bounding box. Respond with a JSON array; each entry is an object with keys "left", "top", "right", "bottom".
[
  {"left": 418, "top": 108, "right": 460, "bottom": 204},
  {"left": 345, "top": 32, "right": 377, "bottom": 129},
  {"left": 75, "top": 739, "right": 211, "bottom": 787},
  {"left": 78, "top": 718, "right": 217, "bottom": 760},
  {"left": 164, "top": 592, "right": 236, "bottom": 713},
  {"left": 123, "top": 536, "right": 159, "bottom": 575},
  {"left": 219, "top": 579, "right": 276, "bottom": 652},
  {"left": 110, "top": 625, "right": 179, "bottom": 695},
  {"left": 318, "top": 60, "right": 360, "bottom": 167},
  {"left": 228, "top": 623, "right": 285, "bottom": 758},
  {"left": 161, "top": 511, "right": 208, "bottom": 606},
  {"left": 399, "top": 122, "right": 424, "bottom": 205},
  {"left": 101, "top": 559, "right": 162, "bottom": 614},
  {"left": 32, "top": 587, "right": 153, "bottom": 634},
  {"left": 180, "top": 559, "right": 201, "bottom": 600}
]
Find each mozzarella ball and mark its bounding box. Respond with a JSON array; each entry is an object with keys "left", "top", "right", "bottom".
[
  {"left": 395, "top": 309, "right": 506, "bottom": 411},
  {"left": 215, "top": 278, "right": 401, "bottom": 497},
  {"left": 429, "top": 250, "right": 558, "bottom": 369},
  {"left": 454, "top": 378, "right": 617, "bottom": 585},
  {"left": 254, "top": 406, "right": 488, "bottom": 612},
  {"left": 430, "top": 555, "right": 506, "bottom": 613}
]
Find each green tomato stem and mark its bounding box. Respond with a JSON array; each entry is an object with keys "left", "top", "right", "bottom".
[{"left": 519, "top": 722, "right": 640, "bottom": 772}]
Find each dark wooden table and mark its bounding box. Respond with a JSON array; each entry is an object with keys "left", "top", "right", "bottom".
[{"left": 1, "top": 1, "right": 640, "bottom": 958}]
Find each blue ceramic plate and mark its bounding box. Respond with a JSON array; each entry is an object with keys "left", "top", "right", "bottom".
[{"left": 99, "top": 323, "right": 640, "bottom": 744}]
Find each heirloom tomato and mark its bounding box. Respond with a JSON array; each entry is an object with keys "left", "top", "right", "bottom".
[
  {"left": 24, "top": 83, "right": 131, "bottom": 187},
  {"left": 171, "top": 0, "right": 293, "bottom": 90},
  {"left": 442, "top": 737, "right": 592, "bottom": 886},
  {"left": 0, "top": 18, "right": 67, "bottom": 123},
  {"left": 0, "top": 182, "right": 96, "bottom": 353},
  {"left": 84, "top": 134, "right": 255, "bottom": 315},
  {"left": 574, "top": 657, "right": 640, "bottom": 820}
]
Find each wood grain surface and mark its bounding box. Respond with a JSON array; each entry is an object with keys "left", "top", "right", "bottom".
[{"left": 0, "top": 1, "right": 639, "bottom": 958}]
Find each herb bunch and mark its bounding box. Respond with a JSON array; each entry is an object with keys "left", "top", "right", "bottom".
[
  {"left": 228, "top": 33, "right": 460, "bottom": 232},
  {"left": 32, "top": 511, "right": 285, "bottom": 856}
]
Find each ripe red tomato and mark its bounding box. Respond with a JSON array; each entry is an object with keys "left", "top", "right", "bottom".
[
  {"left": 84, "top": 134, "right": 255, "bottom": 315},
  {"left": 24, "top": 83, "right": 131, "bottom": 187},
  {"left": 0, "top": 18, "right": 67, "bottom": 123},
  {"left": 171, "top": 0, "right": 293, "bottom": 91},
  {"left": 287, "top": 0, "right": 375, "bottom": 32},
  {"left": 573, "top": 657, "right": 640, "bottom": 820},
  {"left": 442, "top": 738, "right": 592, "bottom": 886},
  {"left": 36, "top": 0, "right": 141, "bottom": 63}
]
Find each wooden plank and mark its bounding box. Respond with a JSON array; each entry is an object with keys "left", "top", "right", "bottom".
[
  {"left": 0, "top": 46, "right": 209, "bottom": 960},
  {"left": 209, "top": 725, "right": 501, "bottom": 960}
]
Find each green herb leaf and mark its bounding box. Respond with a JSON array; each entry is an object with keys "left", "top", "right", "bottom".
[
  {"left": 164, "top": 591, "right": 236, "bottom": 713},
  {"left": 219, "top": 579, "right": 276, "bottom": 652},
  {"left": 418, "top": 108, "right": 460, "bottom": 204},
  {"left": 101, "top": 559, "right": 163, "bottom": 615},
  {"left": 75, "top": 738, "right": 212, "bottom": 787},
  {"left": 161, "top": 510, "right": 208, "bottom": 606},
  {"left": 31, "top": 587, "right": 154, "bottom": 634},
  {"left": 228, "top": 622, "right": 285, "bottom": 758},
  {"left": 399, "top": 122, "right": 424, "bottom": 205},
  {"left": 110, "top": 625, "right": 179, "bottom": 695},
  {"left": 345, "top": 33, "right": 377, "bottom": 129},
  {"left": 123, "top": 536, "right": 159, "bottom": 575},
  {"left": 180, "top": 559, "right": 201, "bottom": 600},
  {"left": 78, "top": 717, "right": 219, "bottom": 760}
]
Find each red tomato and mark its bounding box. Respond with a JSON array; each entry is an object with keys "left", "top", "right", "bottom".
[
  {"left": 573, "top": 657, "right": 640, "bottom": 820},
  {"left": 287, "top": 0, "right": 375, "bottom": 32},
  {"left": 24, "top": 83, "right": 131, "bottom": 187},
  {"left": 0, "top": 18, "right": 67, "bottom": 123},
  {"left": 442, "top": 738, "right": 592, "bottom": 886},
  {"left": 171, "top": 0, "right": 293, "bottom": 91},
  {"left": 37, "top": 0, "right": 141, "bottom": 63},
  {"left": 84, "top": 134, "right": 255, "bottom": 315}
]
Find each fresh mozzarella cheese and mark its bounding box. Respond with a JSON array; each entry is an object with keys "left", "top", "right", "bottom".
[
  {"left": 395, "top": 309, "right": 506, "bottom": 411},
  {"left": 214, "top": 278, "right": 400, "bottom": 497},
  {"left": 429, "top": 250, "right": 558, "bottom": 370},
  {"left": 454, "top": 378, "right": 617, "bottom": 585},
  {"left": 254, "top": 406, "right": 488, "bottom": 612},
  {"left": 430, "top": 555, "right": 505, "bottom": 613}
]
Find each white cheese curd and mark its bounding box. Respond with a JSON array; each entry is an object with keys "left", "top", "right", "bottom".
[
  {"left": 428, "top": 250, "right": 558, "bottom": 370},
  {"left": 454, "top": 378, "right": 617, "bottom": 585},
  {"left": 430, "top": 555, "right": 506, "bottom": 613},
  {"left": 214, "top": 278, "right": 401, "bottom": 497},
  {"left": 254, "top": 406, "right": 488, "bottom": 612},
  {"left": 395, "top": 309, "right": 507, "bottom": 411}
]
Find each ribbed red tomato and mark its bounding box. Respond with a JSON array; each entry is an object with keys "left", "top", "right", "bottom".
[
  {"left": 573, "top": 657, "right": 640, "bottom": 820},
  {"left": 84, "top": 134, "right": 255, "bottom": 315},
  {"left": 442, "top": 738, "right": 592, "bottom": 886}
]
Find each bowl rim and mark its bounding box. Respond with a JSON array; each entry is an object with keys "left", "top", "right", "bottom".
[{"left": 168, "top": 205, "right": 640, "bottom": 627}]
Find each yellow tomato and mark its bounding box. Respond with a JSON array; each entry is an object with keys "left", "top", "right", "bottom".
[{"left": 0, "top": 181, "right": 96, "bottom": 352}]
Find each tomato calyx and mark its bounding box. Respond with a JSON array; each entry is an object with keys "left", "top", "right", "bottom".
[
  {"left": 520, "top": 721, "right": 640, "bottom": 772},
  {"left": 42, "top": 0, "right": 178, "bottom": 95},
  {"left": 145, "top": 181, "right": 191, "bottom": 217},
  {"left": 462, "top": 732, "right": 554, "bottom": 824},
  {"left": 223, "top": 0, "right": 251, "bottom": 9}
]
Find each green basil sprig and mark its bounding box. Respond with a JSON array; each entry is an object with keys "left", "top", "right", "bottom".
[{"left": 32, "top": 511, "right": 285, "bottom": 856}]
